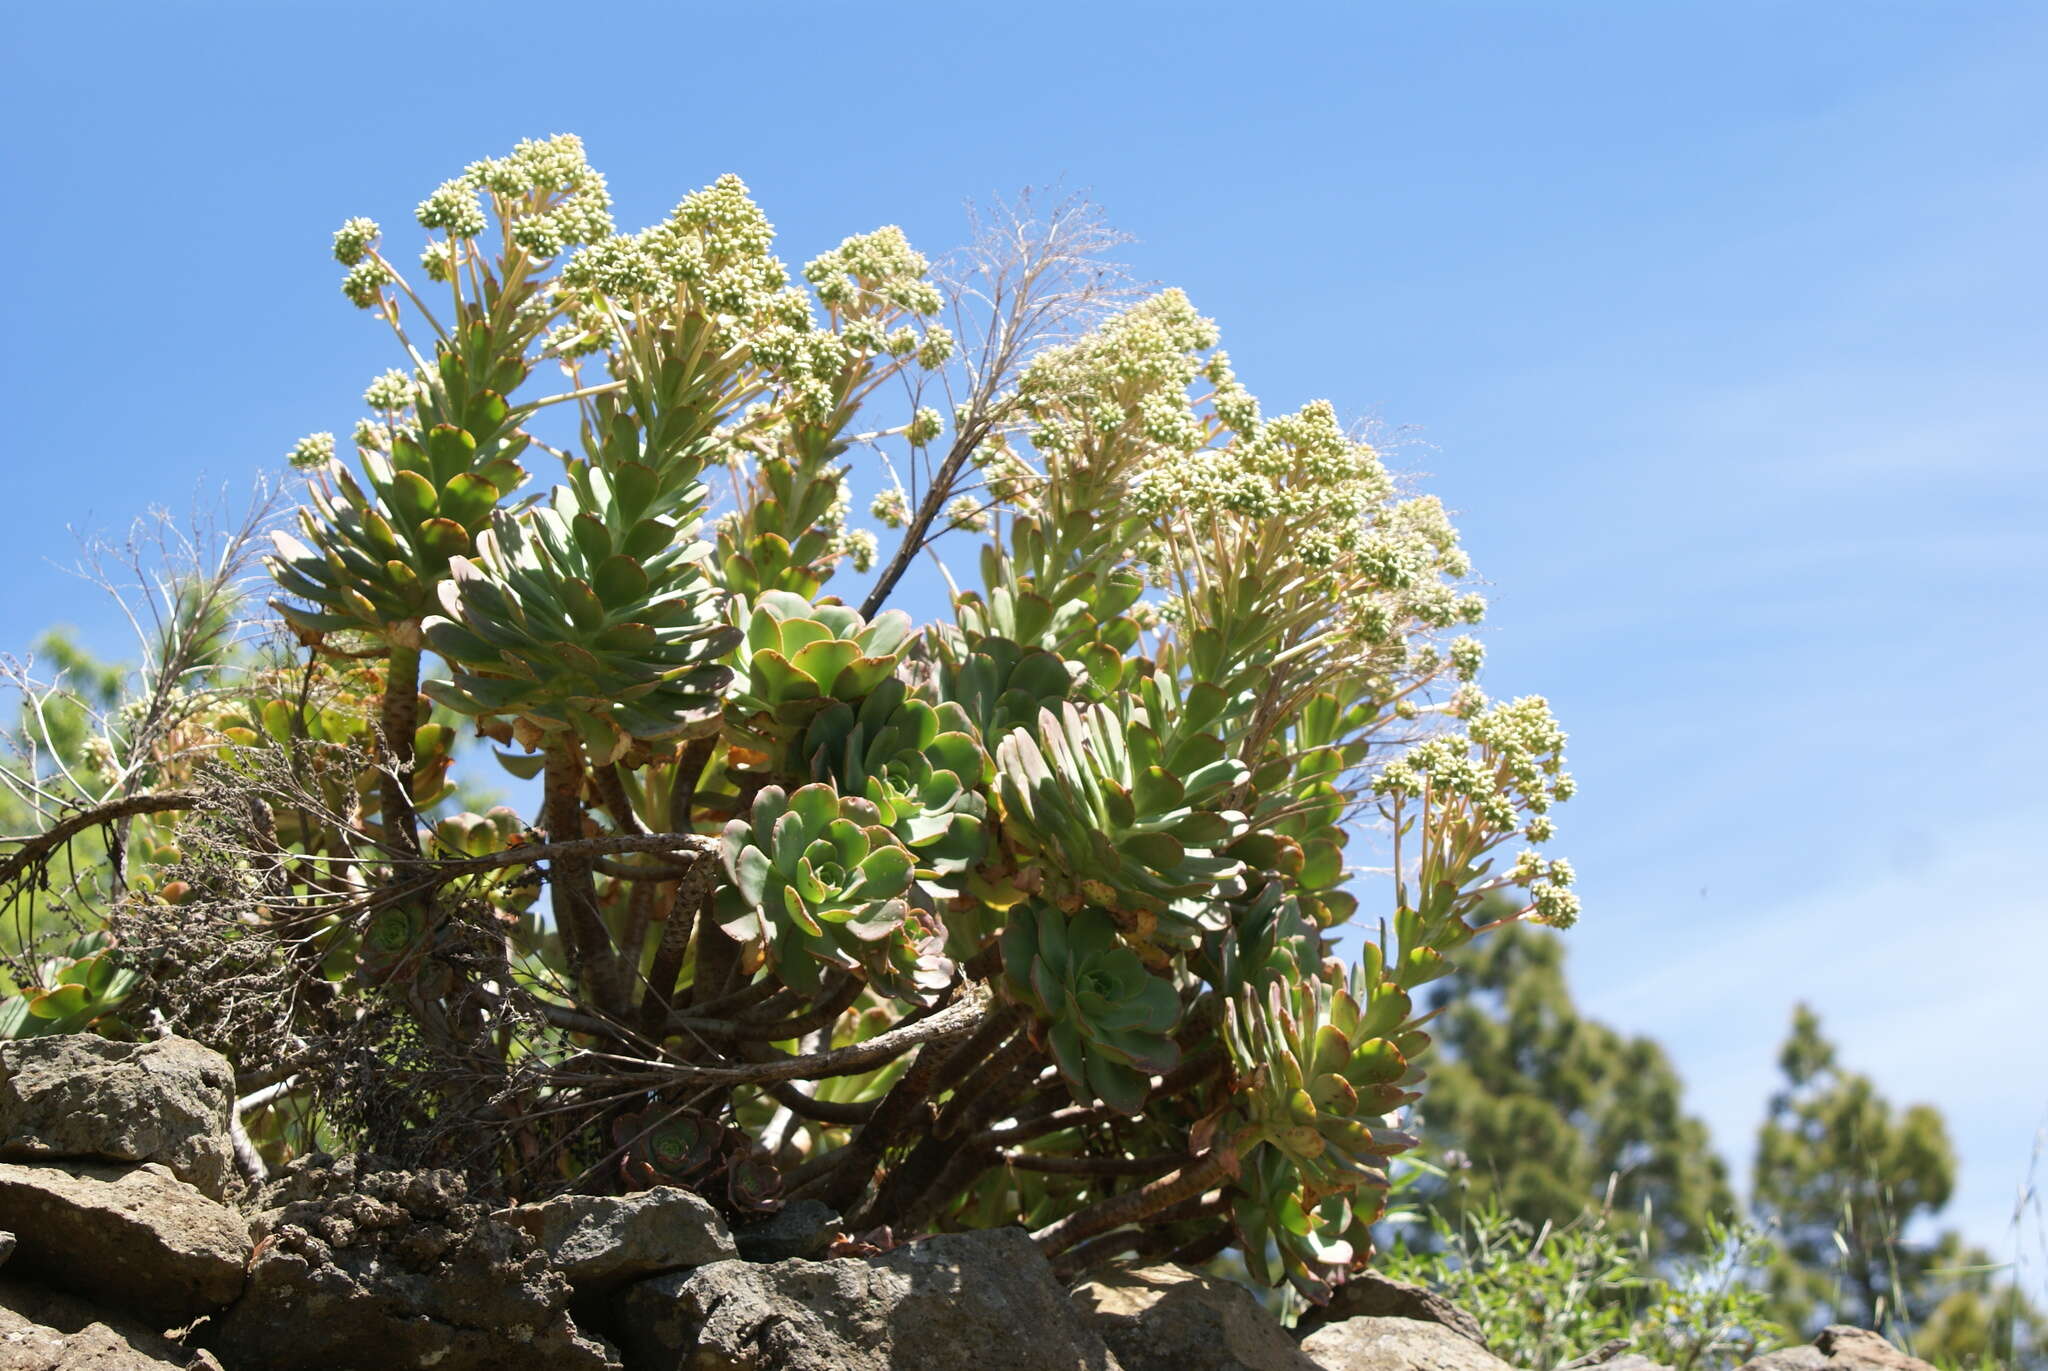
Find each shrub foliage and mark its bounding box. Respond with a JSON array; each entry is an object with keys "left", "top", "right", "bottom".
[{"left": 0, "top": 137, "right": 1580, "bottom": 1296}]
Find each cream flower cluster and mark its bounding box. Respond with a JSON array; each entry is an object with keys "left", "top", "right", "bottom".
[
  {"left": 286, "top": 432, "right": 336, "bottom": 470},
  {"left": 1368, "top": 694, "right": 1578, "bottom": 924},
  {"left": 803, "top": 226, "right": 943, "bottom": 318}
]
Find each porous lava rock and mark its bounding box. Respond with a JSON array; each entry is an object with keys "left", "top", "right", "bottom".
[
  {"left": 615, "top": 1226, "right": 1123, "bottom": 1370},
  {"left": 499, "top": 1186, "right": 737, "bottom": 1293},
  {"left": 1738, "top": 1325, "right": 1936, "bottom": 1371},
  {"left": 1070, "top": 1262, "right": 1319, "bottom": 1371},
  {"left": 0, "top": 1161, "right": 248, "bottom": 1327},
  {"left": 202, "top": 1154, "right": 617, "bottom": 1371},
  {"left": 0, "top": 1037, "right": 236, "bottom": 1203},
  {"left": 1299, "top": 1315, "right": 1522, "bottom": 1371},
  {"left": 730, "top": 1199, "right": 842, "bottom": 1264},
  {"left": 0, "top": 1276, "right": 223, "bottom": 1370},
  {"left": 1293, "top": 1270, "right": 1489, "bottom": 1349}
]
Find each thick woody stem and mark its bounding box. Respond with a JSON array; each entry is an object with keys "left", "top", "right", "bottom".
[
  {"left": 639, "top": 888, "right": 701, "bottom": 1040},
  {"left": 542, "top": 733, "right": 621, "bottom": 1010},
  {"left": 379, "top": 639, "right": 423, "bottom": 857},
  {"left": 758, "top": 1076, "right": 879, "bottom": 1126},
  {"left": 733, "top": 973, "right": 863, "bottom": 1042},
  {"left": 856, "top": 1028, "right": 1045, "bottom": 1229},
  {"left": 1001, "top": 1152, "right": 1187, "bottom": 1176},
  {"left": 666, "top": 734, "right": 717, "bottom": 831},
  {"left": 807, "top": 997, "right": 1015, "bottom": 1212},
  {"left": 1030, "top": 1150, "right": 1233, "bottom": 1258}
]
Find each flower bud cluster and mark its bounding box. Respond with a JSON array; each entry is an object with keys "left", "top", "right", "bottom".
[
  {"left": 1467, "top": 695, "right": 1574, "bottom": 813},
  {"left": 975, "top": 444, "right": 1040, "bottom": 506},
  {"left": 420, "top": 241, "right": 458, "bottom": 283},
  {"left": 554, "top": 174, "right": 876, "bottom": 422},
  {"left": 561, "top": 172, "right": 783, "bottom": 314},
  {"left": 803, "top": 226, "right": 943, "bottom": 317},
  {"left": 352, "top": 418, "right": 392, "bottom": 453},
  {"left": 915, "top": 326, "right": 955, "bottom": 369},
  {"left": 1448, "top": 636, "right": 1485, "bottom": 681},
  {"left": 833, "top": 527, "right": 879, "bottom": 573},
  {"left": 331, "top": 217, "right": 380, "bottom": 266},
  {"left": 362, "top": 369, "right": 416, "bottom": 412},
  {"left": 906, "top": 407, "right": 944, "bottom": 446},
  {"left": 1018, "top": 291, "right": 1481, "bottom": 698},
  {"left": 870, "top": 486, "right": 910, "bottom": 529},
  {"left": 416, "top": 180, "right": 488, "bottom": 239},
  {"left": 468, "top": 134, "right": 614, "bottom": 256},
  {"left": 1019, "top": 290, "right": 1219, "bottom": 472},
  {"left": 341, "top": 259, "right": 395, "bottom": 308},
  {"left": 1507, "top": 850, "right": 1580, "bottom": 927},
  {"left": 945, "top": 496, "right": 991, "bottom": 533},
  {"left": 1372, "top": 694, "right": 1572, "bottom": 859},
  {"left": 287, "top": 432, "right": 336, "bottom": 470}
]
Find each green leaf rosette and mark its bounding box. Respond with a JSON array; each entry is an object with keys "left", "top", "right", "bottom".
[{"left": 1001, "top": 904, "right": 1180, "bottom": 1115}]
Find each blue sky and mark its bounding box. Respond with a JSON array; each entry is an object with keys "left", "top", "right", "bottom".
[{"left": 4, "top": 3, "right": 2043, "bottom": 1263}]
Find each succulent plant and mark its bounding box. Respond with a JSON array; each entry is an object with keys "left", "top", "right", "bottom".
[
  {"left": 929, "top": 633, "right": 1074, "bottom": 743},
  {"left": 0, "top": 932, "right": 141, "bottom": 1039},
  {"left": 993, "top": 701, "right": 1247, "bottom": 959},
  {"left": 1212, "top": 949, "right": 1425, "bottom": 1297},
  {"left": 1001, "top": 904, "right": 1180, "bottom": 1115},
  {"left": 1234, "top": 687, "right": 1375, "bottom": 929},
  {"left": 1196, "top": 875, "right": 1319, "bottom": 999},
  {"left": 725, "top": 1149, "right": 785, "bottom": 1213},
  {"left": 716, "top": 782, "right": 948, "bottom": 1000},
  {"left": 954, "top": 518, "right": 1145, "bottom": 662},
  {"left": 728, "top": 592, "right": 914, "bottom": 758},
  {"left": 141, "top": 143, "right": 1589, "bottom": 1289},
  {"left": 797, "top": 679, "right": 990, "bottom": 879},
  {"left": 353, "top": 900, "right": 446, "bottom": 988},
  {"left": 1221, "top": 951, "right": 1421, "bottom": 1197},
  {"left": 1229, "top": 1143, "right": 1375, "bottom": 1301},
  {"left": 421, "top": 471, "right": 739, "bottom": 762},
  {"left": 428, "top": 805, "right": 527, "bottom": 859},
  {"left": 268, "top": 337, "right": 531, "bottom": 643},
  {"left": 614, "top": 1107, "right": 725, "bottom": 1190}
]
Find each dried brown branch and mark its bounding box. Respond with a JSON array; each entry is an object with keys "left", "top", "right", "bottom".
[
  {"left": 0, "top": 791, "right": 202, "bottom": 887},
  {"left": 573, "top": 986, "right": 989, "bottom": 1088},
  {"left": 860, "top": 191, "right": 1134, "bottom": 618},
  {"left": 1001, "top": 1151, "right": 1188, "bottom": 1176}
]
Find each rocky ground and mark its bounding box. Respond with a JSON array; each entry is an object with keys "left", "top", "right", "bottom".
[{"left": 0, "top": 1033, "right": 1942, "bottom": 1371}]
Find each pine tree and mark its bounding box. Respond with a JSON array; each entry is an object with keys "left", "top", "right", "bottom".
[
  {"left": 1913, "top": 1231, "right": 2048, "bottom": 1370},
  {"left": 1752, "top": 1004, "right": 1958, "bottom": 1337},
  {"left": 1413, "top": 920, "right": 1733, "bottom": 1254}
]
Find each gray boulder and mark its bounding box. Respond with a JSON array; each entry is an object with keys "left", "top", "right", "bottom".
[
  {"left": 731, "top": 1199, "right": 843, "bottom": 1263},
  {"left": 1294, "top": 1271, "right": 1488, "bottom": 1350},
  {"left": 204, "top": 1154, "right": 617, "bottom": 1371},
  {"left": 499, "top": 1187, "right": 736, "bottom": 1292},
  {"left": 0, "top": 1276, "right": 223, "bottom": 1369},
  {"left": 0, "top": 1037, "right": 237, "bottom": 1203},
  {"left": 0, "top": 1161, "right": 249, "bottom": 1327},
  {"left": 1738, "top": 1326, "right": 1934, "bottom": 1371},
  {"left": 615, "top": 1226, "right": 1123, "bottom": 1370},
  {"left": 1300, "top": 1315, "right": 1521, "bottom": 1371},
  {"left": 1738, "top": 1353, "right": 1827, "bottom": 1371},
  {"left": 1552, "top": 1347, "right": 1672, "bottom": 1371},
  {"left": 1070, "top": 1262, "right": 1318, "bottom": 1371}
]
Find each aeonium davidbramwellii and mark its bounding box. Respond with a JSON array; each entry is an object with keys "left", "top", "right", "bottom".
[{"left": 220, "top": 134, "right": 1582, "bottom": 1301}]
